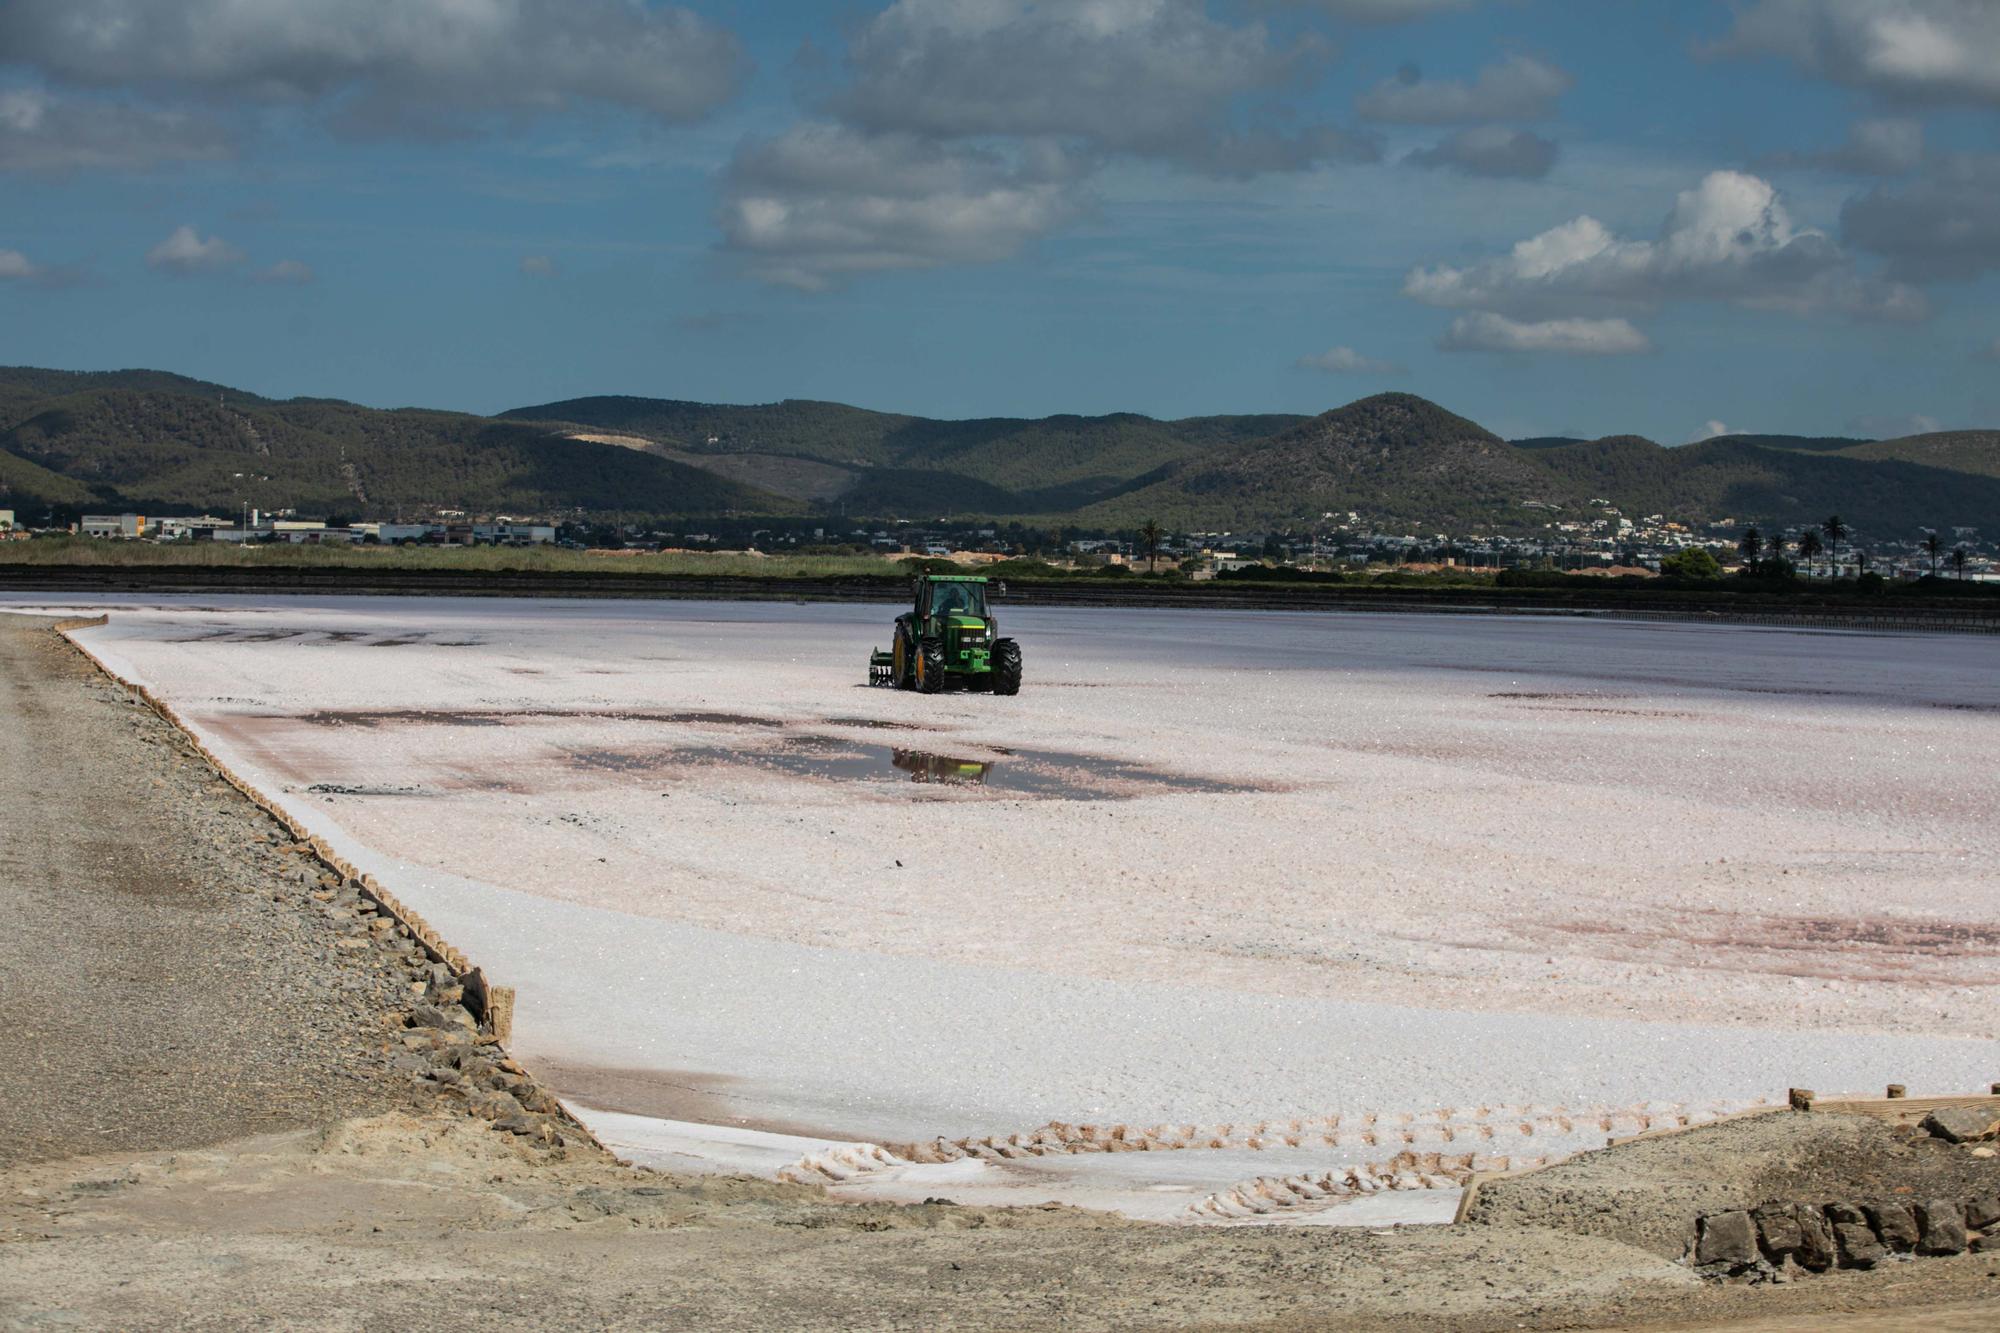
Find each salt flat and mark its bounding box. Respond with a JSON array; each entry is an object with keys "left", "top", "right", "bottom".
[{"left": 13, "top": 594, "right": 1998, "bottom": 1222}]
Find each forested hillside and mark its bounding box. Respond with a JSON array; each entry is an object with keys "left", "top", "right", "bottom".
[
  {"left": 0, "top": 369, "right": 788, "bottom": 519},
  {"left": 4, "top": 366, "right": 1996, "bottom": 534}
]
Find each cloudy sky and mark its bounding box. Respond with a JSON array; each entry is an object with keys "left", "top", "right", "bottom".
[{"left": 2, "top": 0, "right": 1998, "bottom": 442}]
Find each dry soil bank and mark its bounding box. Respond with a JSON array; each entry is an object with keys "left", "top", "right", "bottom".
[{"left": 1, "top": 613, "right": 1997, "bottom": 1331}]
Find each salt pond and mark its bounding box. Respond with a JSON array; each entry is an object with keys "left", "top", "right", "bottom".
[{"left": 12, "top": 594, "right": 1999, "bottom": 1222}]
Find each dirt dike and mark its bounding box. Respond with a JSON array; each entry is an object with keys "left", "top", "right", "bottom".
[
  {"left": 1467, "top": 1110, "right": 2000, "bottom": 1259},
  {"left": 0, "top": 614, "right": 575, "bottom": 1166}
]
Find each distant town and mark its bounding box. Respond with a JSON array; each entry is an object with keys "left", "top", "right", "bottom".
[{"left": 0, "top": 503, "right": 1991, "bottom": 584}]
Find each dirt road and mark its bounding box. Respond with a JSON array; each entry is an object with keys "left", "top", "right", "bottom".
[
  {"left": 1, "top": 613, "right": 1996, "bottom": 1331},
  {"left": 0, "top": 617, "right": 432, "bottom": 1165}
]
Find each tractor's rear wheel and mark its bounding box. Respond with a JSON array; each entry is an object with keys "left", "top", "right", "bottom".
[
  {"left": 991, "top": 639, "right": 1022, "bottom": 696},
  {"left": 918, "top": 640, "right": 945, "bottom": 694},
  {"left": 893, "top": 625, "right": 914, "bottom": 690}
]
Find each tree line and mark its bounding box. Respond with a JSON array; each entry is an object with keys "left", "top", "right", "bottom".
[{"left": 1736, "top": 514, "right": 1977, "bottom": 581}]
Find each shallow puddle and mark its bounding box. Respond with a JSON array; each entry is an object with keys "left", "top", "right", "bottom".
[
  {"left": 569, "top": 736, "right": 1257, "bottom": 800},
  {"left": 291, "top": 707, "right": 783, "bottom": 730}
]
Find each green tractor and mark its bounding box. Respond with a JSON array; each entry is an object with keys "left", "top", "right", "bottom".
[{"left": 868, "top": 574, "right": 1022, "bottom": 695}]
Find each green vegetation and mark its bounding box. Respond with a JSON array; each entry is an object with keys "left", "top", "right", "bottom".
[
  {"left": 0, "top": 534, "right": 890, "bottom": 578},
  {"left": 1657, "top": 548, "right": 1721, "bottom": 580},
  {"left": 0, "top": 368, "right": 792, "bottom": 522},
  {"left": 1079, "top": 394, "right": 1550, "bottom": 530},
  {"left": 1841, "top": 431, "right": 2000, "bottom": 480},
  {"left": 502, "top": 392, "right": 1302, "bottom": 512}
]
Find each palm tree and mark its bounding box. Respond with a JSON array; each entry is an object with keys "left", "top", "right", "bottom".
[
  {"left": 1738, "top": 527, "right": 1763, "bottom": 566},
  {"left": 1796, "top": 528, "right": 1823, "bottom": 575},
  {"left": 1850, "top": 547, "right": 1868, "bottom": 576},
  {"left": 1821, "top": 515, "right": 1847, "bottom": 576},
  {"left": 1138, "top": 518, "right": 1164, "bottom": 574},
  {"left": 1951, "top": 545, "right": 1971, "bottom": 579},
  {"left": 1922, "top": 529, "right": 1944, "bottom": 576}
]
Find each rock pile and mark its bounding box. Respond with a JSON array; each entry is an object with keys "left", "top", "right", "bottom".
[
  {"left": 306, "top": 875, "right": 576, "bottom": 1149},
  {"left": 1921, "top": 1107, "right": 2000, "bottom": 1146},
  {"left": 1691, "top": 1192, "right": 2000, "bottom": 1278}
]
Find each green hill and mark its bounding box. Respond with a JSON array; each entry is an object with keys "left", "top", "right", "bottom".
[
  {"left": 1080, "top": 400, "right": 2000, "bottom": 534},
  {"left": 0, "top": 371, "right": 790, "bottom": 520},
  {"left": 5, "top": 367, "right": 1996, "bottom": 535},
  {"left": 501, "top": 394, "right": 1302, "bottom": 510},
  {"left": 1837, "top": 431, "right": 2000, "bottom": 480},
  {"left": 1527, "top": 435, "right": 2000, "bottom": 533},
  {"left": 1690, "top": 434, "right": 1872, "bottom": 453},
  {"left": 1081, "top": 394, "right": 1566, "bottom": 529}
]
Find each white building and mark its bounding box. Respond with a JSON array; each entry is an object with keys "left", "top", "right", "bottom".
[
  {"left": 80, "top": 514, "right": 146, "bottom": 539},
  {"left": 152, "top": 515, "right": 233, "bottom": 540}
]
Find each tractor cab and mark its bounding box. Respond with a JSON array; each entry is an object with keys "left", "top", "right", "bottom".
[{"left": 920, "top": 577, "right": 988, "bottom": 621}]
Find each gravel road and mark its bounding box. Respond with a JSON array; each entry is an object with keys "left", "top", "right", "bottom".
[{"left": 0, "top": 616, "right": 434, "bottom": 1163}]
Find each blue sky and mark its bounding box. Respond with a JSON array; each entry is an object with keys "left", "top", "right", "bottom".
[{"left": 2, "top": 0, "right": 1998, "bottom": 443}]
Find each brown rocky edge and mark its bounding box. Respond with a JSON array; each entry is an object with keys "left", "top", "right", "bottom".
[
  {"left": 51, "top": 615, "right": 584, "bottom": 1155},
  {"left": 1468, "top": 1101, "right": 2000, "bottom": 1282},
  {"left": 1693, "top": 1109, "right": 2000, "bottom": 1280}
]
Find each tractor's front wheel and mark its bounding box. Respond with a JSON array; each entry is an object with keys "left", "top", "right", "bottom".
[
  {"left": 991, "top": 639, "right": 1022, "bottom": 696},
  {"left": 917, "top": 640, "right": 945, "bottom": 694}
]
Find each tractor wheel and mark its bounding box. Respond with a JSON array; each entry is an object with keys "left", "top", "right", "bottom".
[
  {"left": 991, "top": 639, "right": 1022, "bottom": 696},
  {"left": 893, "top": 625, "right": 914, "bottom": 690},
  {"left": 918, "top": 640, "right": 945, "bottom": 694}
]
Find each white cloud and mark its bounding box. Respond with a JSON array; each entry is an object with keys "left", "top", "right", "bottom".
[
  {"left": 1686, "top": 420, "right": 1748, "bottom": 443},
  {"left": 1357, "top": 54, "right": 1571, "bottom": 124},
  {"left": 519, "top": 255, "right": 557, "bottom": 278},
  {"left": 0, "top": 0, "right": 746, "bottom": 138},
  {"left": 146, "top": 225, "right": 244, "bottom": 274},
  {"left": 1406, "top": 126, "right": 1557, "bottom": 179},
  {"left": 255, "top": 259, "right": 314, "bottom": 285},
  {"left": 1296, "top": 346, "right": 1402, "bottom": 375},
  {"left": 718, "top": 123, "right": 1081, "bottom": 290},
  {"left": 1405, "top": 170, "right": 1926, "bottom": 323},
  {"left": 0, "top": 86, "right": 231, "bottom": 171},
  {"left": 1438, "top": 312, "right": 1652, "bottom": 356},
  {"left": 0, "top": 248, "right": 42, "bottom": 280},
  {"left": 1714, "top": 0, "right": 2000, "bottom": 107},
  {"left": 831, "top": 0, "right": 1369, "bottom": 175},
  {"left": 1761, "top": 118, "right": 1923, "bottom": 176}
]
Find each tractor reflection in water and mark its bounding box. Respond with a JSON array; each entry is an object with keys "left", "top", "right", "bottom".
[{"left": 890, "top": 748, "right": 993, "bottom": 786}]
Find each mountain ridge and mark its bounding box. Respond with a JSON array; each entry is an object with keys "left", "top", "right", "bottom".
[{"left": 2, "top": 367, "right": 1996, "bottom": 536}]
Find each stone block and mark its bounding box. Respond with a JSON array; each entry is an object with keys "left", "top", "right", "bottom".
[
  {"left": 1865, "top": 1201, "right": 1919, "bottom": 1252},
  {"left": 1696, "top": 1211, "right": 1759, "bottom": 1268},
  {"left": 1922, "top": 1108, "right": 1999, "bottom": 1144},
  {"left": 1796, "top": 1205, "right": 1837, "bottom": 1271},
  {"left": 1834, "top": 1221, "right": 1886, "bottom": 1269},
  {"left": 1753, "top": 1202, "right": 1804, "bottom": 1259},
  {"left": 1915, "top": 1199, "right": 1969, "bottom": 1255}
]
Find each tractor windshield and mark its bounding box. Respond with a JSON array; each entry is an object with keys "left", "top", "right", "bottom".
[{"left": 928, "top": 582, "right": 987, "bottom": 618}]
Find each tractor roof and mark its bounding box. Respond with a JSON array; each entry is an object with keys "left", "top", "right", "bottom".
[{"left": 921, "top": 573, "right": 989, "bottom": 584}]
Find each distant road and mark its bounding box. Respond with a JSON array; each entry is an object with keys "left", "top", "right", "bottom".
[{"left": 3, "top": 561, "right": 1997, "bottom": 632}]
